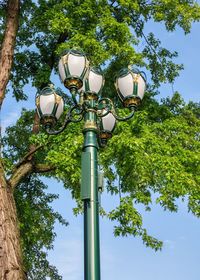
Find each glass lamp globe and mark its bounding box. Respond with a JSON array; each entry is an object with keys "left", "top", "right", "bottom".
[
  {"left": 36, "top": 86, "right": 64, "bottom": 126},
  {"left": 99, "top": 111, "right": 116, "bottom": 143},
  {"left": 58, "top": 50, "right": 89, "bottom": 90},
  {"left": 115, "top": 68, "right": 146, "bottom": 108},
  {"left": 84, "top": 67, "right": 105, "bottom": 98}
]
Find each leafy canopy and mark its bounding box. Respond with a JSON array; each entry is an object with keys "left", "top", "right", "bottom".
[{"left": 8, "top": 0, "right": 200, "bottom": 96}]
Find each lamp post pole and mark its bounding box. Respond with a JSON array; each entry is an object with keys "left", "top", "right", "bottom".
[
  {"left": 81, "top": 95, "right": 101, "bottom": 280},
  {"left": 35, "top": 49, "right": 146, "bottom": 280}
]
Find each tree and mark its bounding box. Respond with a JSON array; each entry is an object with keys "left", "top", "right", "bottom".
[{"left": 0, "top": 0, "right": 200, "bottom": 278}]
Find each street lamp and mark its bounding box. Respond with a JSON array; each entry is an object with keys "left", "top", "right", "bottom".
[{"left": 35, "top": 50, "right": 146, "bottom": 280}]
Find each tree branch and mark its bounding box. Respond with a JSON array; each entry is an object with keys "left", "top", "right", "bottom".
[
  {"left": 13, "top": 144, "right": 44, "bottom": 170},
  {"left": 46, "top": 32, "right": 68, "bottom": 70},
  {"left": 9, "top": 162, "right": 56, "bottom": 189},
  {"left": 9, "top": 161, "right": 33, "bottom": 189},
  {"left": 34, "top": 164, "right": 56, "bottom": 173}
]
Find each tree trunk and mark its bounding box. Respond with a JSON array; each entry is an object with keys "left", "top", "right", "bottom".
[
  {"left": 0, "top": 182, "right": 26, "bottom": 280},
  {"left": 0, "top": 0, "right": 24, "bottom": 274},
  {"left": 0, "top": 0, "right": 20, "bottom": 108}
]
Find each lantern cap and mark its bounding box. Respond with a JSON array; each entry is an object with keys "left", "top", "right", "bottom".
[
  {"left": 123, "top": 96, "right": 141, "bottom": 108},
  {"left": 89, "top": 66, "right": 104, "bottom": 75},
  {"left": 36, "top": 85, "right": 55, "bottom": 95},
  {"left": 115, "top": 67, "right": 147, "bottom": 83},
  {"left": 99, "top": 131, "right": 112, "bottom": 140},
  {"left": 59, "top": 49, "right": 86, "bottom": 59}
]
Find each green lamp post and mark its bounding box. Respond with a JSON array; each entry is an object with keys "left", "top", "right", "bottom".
[{"left": 35, "top": 50, "right": 146, "bottom": 280}]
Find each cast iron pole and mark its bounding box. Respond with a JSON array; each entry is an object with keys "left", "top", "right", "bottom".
[{"left": 81, "top": 97, "right": 101, "bottom": 280}]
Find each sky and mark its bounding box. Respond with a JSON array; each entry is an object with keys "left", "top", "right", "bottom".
[{"left": 1, "top": 17, "right": 200, "bottom": 280}]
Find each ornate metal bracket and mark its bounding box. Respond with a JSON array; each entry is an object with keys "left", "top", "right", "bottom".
[
  {"left": 45, "top": 104, "right": 84, "bottom": 135},
  {"left": 97, "top": 97, "right": 136, "bottom": 121}
]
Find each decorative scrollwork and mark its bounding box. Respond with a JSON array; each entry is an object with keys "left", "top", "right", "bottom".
[
  {"left": 111, "top": 106, "right": 136, "bottom": 121},
  {"left": 69, "top": 104, "right": 84, "bottom": 123},
  {"left": 45, "top": 105, "right": 84, "bottom": 135},
  {"left": 97, "top": 97, "right": 136, "bottom": 121},
  {"left": 97, "top": 98, "right": 114, "bottom": 117}
]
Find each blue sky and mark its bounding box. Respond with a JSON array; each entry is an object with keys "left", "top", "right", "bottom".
[
  {"left": 46, "top": 182, "right": 200, "bottom": 280},
  {"left": 1, "top": 18, "right": 200, "bottom": 280}
]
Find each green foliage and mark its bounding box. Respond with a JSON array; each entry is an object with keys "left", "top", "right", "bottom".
[
  {"left": 108, "top": 196, "right": 163, "bottom": 251},
  {"left": 142, "top": 33, "right": 184, "bottom": 87},
  {"left": 101, "top": 94, "right": 200, "bottom": 215},
  {"left": 150, "top": 0, "right": 200, "bottom": 33},
  {"left": 1, "top": 0, "right": 199, "bottom": 97},
  {"left": 2, "top": 109, "right": 34, "bottom": 167},
  {"left": 3, "top": 93, "right": 200, "bottom": 256},
  {"left": 15, "top": 176, "right": 68, "bottom": 279}
]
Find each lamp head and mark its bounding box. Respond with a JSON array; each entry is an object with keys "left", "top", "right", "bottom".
[
  {"left": 99, "top": 111, "right": 116, "bottom": 145},
  {"left": 36, "top": 86, "right": 64, "bottom": 127},
  {"left": 115, "top": 68, "right": 146, "bottom": 108},
  {"left": 58, "top": 50, "right": 89, "bottom": 90}
]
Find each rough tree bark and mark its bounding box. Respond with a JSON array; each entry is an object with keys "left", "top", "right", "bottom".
[
  {"left": 0, "top": 176, "right": 26, "bottom": 279},
  {"left": 0, "top": 0, "right": 20, "bottom": 108},
  {"left": 0, "top": 156, "right": 55, "bottom": 279},
  {"left": 0, "top": 1, "right": 27, "bottom": 278}
]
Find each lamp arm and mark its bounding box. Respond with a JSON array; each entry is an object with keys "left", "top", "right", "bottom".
[
  {"left": 111, "top": 106, "right": 136, "bottom": 121},
  {"left": 70, "top": 87, "right": 78, "bottom": 105},
  {"left": 97, "top": 98, "right": 114, "bottom": 117},
  {"left": 45, "top": 105, "right": 83, "bottom": 135},
  {"left": 97, "top": 97, "right": 136, "bottom": 121},
  {"left": 45, "top": 119, "right": 71, "bottom": 135}
]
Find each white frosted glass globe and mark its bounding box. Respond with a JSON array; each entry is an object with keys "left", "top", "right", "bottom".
[
  {"left": 55, "top": 97, "right": 64, "bottom": 119},
  {"left": 137, "top": 74, "right": 146, "bottom": 100},
  {"left": 88, "top": 70, "right": 103, "bottom": 93},
  {"left": 58, "top": 58, "right": 66, "bottom": 82},
  {"left": 102, "top": 111, "right": 116, "bottom": 132},
  {"left": 68, "top": 53, "right": 86, "bottom": 77},
  {"left": 40, "top": 94, "right": 55, "bottom": 115},
  {"left": 117, "top": 73, "right": 134, "bottom": 98}
]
